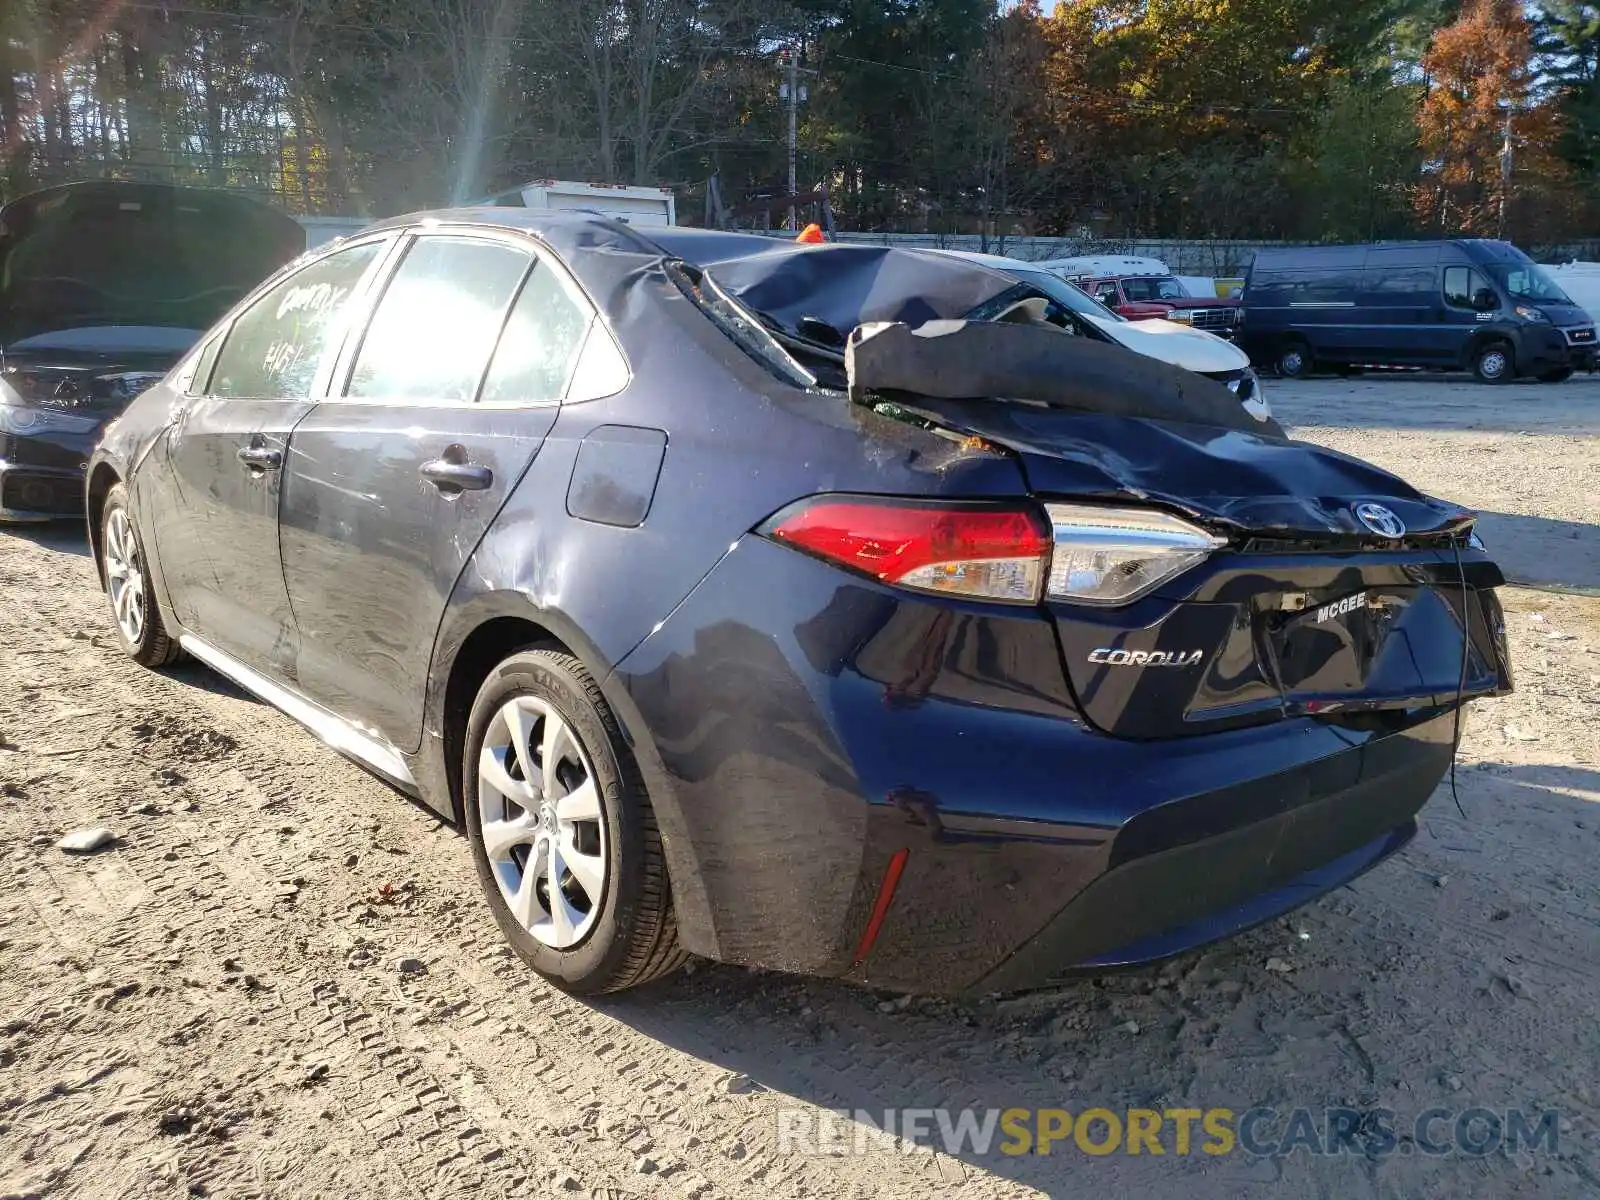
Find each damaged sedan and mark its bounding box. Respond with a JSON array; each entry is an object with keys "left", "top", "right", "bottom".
[
  {"left": 0, "top": 180, "right": 304, "bottom": 521},
  {"left": 86, "top": 211, "right": 1513, "bottom": 997}
]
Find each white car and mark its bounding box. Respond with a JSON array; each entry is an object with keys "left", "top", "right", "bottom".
[{"left": 927, "top": 249, "right": 1271, "bottom": 424}]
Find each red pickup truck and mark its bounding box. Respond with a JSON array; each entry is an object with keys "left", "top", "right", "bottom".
[{"left": 1082, "top": 274, "right": 1241, "bottom": 337}]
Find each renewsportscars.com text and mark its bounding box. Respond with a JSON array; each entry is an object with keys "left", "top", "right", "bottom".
[{"left": 776, "top": 1106, "right": 1562, "bottom": 1160}]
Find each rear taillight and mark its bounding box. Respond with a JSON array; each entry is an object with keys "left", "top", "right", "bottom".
[
  {"left": 1044, "top": 503, "right": 1228, "bottom": 605},
  {"left": 762, "top": 497, "right": 1051, "bottom": 604}
]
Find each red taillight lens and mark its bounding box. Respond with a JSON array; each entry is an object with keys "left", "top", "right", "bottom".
[{"left": 763, "top": 497, "right": 1052, "bottom": 604}]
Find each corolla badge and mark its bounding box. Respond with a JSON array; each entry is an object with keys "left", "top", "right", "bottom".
[
  {"left": 1089, "top": 648, "right": 1205, "bottom": 668},
  {"left": 1354, "top": 503, "right": 1406, "bottom": 539}
]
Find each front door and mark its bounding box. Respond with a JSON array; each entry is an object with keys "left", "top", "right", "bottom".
[
  {"left": 151, "top": 238, "right": 393, "bottom": 680},
  {"left": 279, "top": 231, "right": 598, "bottom": 751},
  {"left": 1430, "top": 264, "right": 1499, "bottom": 365}
]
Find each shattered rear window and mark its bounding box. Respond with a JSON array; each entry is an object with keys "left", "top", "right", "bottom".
[{"left": 665, "top": 261, "right": 817, "bottom": 390}]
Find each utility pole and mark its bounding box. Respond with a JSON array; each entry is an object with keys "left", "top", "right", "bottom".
[
  {"left": 1499, "top": 106, "right": 1513, "bottom": 240},
  {"left": 786, "top": 47, "right": 798, "bottom": 232},
  {"left": 779, "top": 43, "right": 812, "bottom": 232}
]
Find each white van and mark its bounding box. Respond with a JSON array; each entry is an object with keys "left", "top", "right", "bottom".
[{"left": 929, "top": 249, "right": 1271, "bottom": 423}]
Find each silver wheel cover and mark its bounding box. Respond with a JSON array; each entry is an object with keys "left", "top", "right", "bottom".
[
  {"left": 103, "top": 508, "right": 146, "bottom": 646},
  {"left": 477, "top": 695, "right": 608, "bottom": 949}
]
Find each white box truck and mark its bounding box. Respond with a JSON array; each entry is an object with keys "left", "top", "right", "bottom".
[{"left": 478, "top": 180, "right": 677, "bottom": 227}]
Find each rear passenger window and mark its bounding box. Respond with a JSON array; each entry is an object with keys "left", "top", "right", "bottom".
[
  {"left": 347, "top": 236, "right": 530, "bottom": 402},
  {"left": 211, "top": 242, "right": 383, "bottom": 400},
  {"left": 479, "top": 263, "right": 594, "bottom": 405},
  {"left": 1290, "top": 273, "right": 1358, "bottom": 304},
  {"left": 1366, "top": 268, "right": 1435, "bottom": 297},
  {"left": 1444, "top": 267, "right": 1489, "bottom": 309}
]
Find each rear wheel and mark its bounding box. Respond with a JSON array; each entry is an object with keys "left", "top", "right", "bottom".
[
  {"left": 1537, "top": 367, "right": 1574, "bottom": 383},
  {"left": 100, "top": 484, "right": 180, "bottom": 668},
  {"left": 1276, "top": 340, "right": 1311, "bottom": 379},
  {"left": 1473, "top": 341, "right": 1514, "bottom": 384},
  {"left": 463, "top": 649, "right": 687, "bottom": 995}
]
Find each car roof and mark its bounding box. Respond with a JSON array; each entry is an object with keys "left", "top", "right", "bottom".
[{"left": 356, "top": 210, "right": 1021, "bottom": 343}]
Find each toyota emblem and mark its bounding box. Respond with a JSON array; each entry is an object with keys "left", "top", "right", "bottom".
[{"left": 1355, "top": 503, "right": 1407, "bottom": 539}]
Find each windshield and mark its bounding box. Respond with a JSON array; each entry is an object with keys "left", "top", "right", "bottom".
[
  {"left": 1120, "top": 276, "right": 1190, "bottom": 302},
  {"left": 1484, "top": 261, "right": 1574, "bottom": 306},
  {"left": 1006, "top": 268, "right": 1127, "bottom": 322}
]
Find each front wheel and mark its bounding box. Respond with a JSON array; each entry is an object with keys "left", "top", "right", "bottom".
[
  {"left": 1276, "top": 341, "right": 1311, "bottom": 379},
  {"left": 464, "top": 649, "right": 687, "bottom": 995},
  {"left": 1473, "top": 341, "right": 1515, "bottom": 384},
  {"left": 100, "top": 483, "right": 181, "bottom": 668},
  {"left": 1537, "top": 367, "right": 1574, "bottom": 384}
]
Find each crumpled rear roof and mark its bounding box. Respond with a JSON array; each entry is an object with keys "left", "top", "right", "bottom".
[{"left": 643, "top": 230, "right": 1018, "bottom": 341}]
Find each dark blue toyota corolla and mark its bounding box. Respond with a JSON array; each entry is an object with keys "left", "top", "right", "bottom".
[{"left": 86, "top": 210, "right": 1514, "bottom": 997}]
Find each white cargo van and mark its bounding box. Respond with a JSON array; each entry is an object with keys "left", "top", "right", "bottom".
[{"left": 479, "top": 180, "right": 677, "bottom": 227}]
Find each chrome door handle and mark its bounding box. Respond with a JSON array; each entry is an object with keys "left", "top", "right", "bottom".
[{"left": 237, "top": 445, "right": 282, "bottom": 471}]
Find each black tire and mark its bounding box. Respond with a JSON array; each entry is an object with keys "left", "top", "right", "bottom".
[
  {"left": 463, "top": 648, "right": 687, "bottom": 995},
  {"left": 1276, "top": 340, "right": 1311, "bottom": 379},
  {"left": 1537, "top": 367, "right": 1574, "bottom": 384},
  {"left": 100, "top": 483, "right": 181, "bottom": 668},
  {"left": 1473, "top": 341, "right": 1515, "bottom": 384}
]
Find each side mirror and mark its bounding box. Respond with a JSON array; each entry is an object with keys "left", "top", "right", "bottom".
[{"left": 1473, "top": 288, "right": 1499, "bottom": 313}]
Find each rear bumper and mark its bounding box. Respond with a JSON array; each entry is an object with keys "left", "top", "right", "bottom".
[
  {"left": 612, "top": 534, "right": 1476, "bottom": 997},
  {"left": 969, "top": 714, "right": 1450, "bottom": 992},
  {"left": 0, "top": 459, "right": 84, "bottom": 521}
]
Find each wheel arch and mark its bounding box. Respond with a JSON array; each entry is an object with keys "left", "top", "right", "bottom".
[
  {"left": 425, "top": 596, "right": 719, "bottom": 959},
  {"left": 85, "top": 463, "right": 121, "bottom": 588},
  {"left": 1464, "top": 329, "right": 1516, "bottom": 372}
]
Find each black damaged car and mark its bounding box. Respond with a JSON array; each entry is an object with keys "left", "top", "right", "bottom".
[
  {"left": 0, "top": 180, "right": 304, "bottom": 521},
  {"left": 86, "top": 212, "right": 1513, "bottom": 997}
]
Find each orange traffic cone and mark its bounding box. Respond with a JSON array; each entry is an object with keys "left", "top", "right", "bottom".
[{"left": 795, "top": 223, "right": 826, "bottom": 244}]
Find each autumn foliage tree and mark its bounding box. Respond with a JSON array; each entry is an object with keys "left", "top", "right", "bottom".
[{"left": 1416, "top": 0, "right": 1569, "bottom": 236}]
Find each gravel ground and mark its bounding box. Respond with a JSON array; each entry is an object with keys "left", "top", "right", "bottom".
[{"left": 1, "top": 378, "right": 1597, "bottom": 1200}]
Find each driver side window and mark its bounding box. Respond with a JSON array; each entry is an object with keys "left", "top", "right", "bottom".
[
  {"left": 1443, "top": 266, "right": 1492, "bottom": 310},
  {"left": 209, "top": 241, "right": 385, "bottom": 400},
  {"left": 1094, "top": 282, "right": 1120, "bottom": 305}
]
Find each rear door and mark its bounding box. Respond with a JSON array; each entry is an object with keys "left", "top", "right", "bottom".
[
  {"left": 278, "top": 230, "right": 601, "bottom": 752},
  {"left": 149, "top": 237, "right": 394, "bottom": 680}
]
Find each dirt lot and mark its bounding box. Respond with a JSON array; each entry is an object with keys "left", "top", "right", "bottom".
[{"left": 2, "top": 377, "right": 1597, "bottom": 1200}]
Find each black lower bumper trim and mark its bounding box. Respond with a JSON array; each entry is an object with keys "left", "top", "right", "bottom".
[{"left": 973, "top": 718, "right": 1453, "bottom": 994}]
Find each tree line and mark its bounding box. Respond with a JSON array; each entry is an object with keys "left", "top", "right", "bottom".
[{"left": 3, "top": 0, "right": 1600, "bottom": 244}]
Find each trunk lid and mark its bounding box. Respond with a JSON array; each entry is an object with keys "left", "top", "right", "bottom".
[{"left": 885, "top": 396, "right": 1511, "bottom": 740}]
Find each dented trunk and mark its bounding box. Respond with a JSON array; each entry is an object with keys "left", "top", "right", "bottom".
[{"left": 860, "top": 393, "right": 1513, "bottom": 742}]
